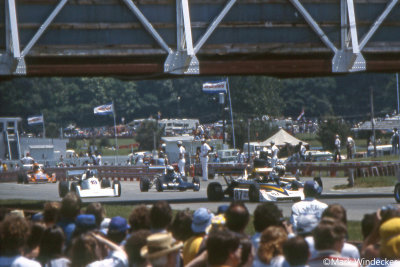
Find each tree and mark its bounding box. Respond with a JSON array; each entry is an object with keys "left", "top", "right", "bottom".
[
  {"left": 317, "top": 118, "right": 351, "bottom": 151},
  {"left": 135, "top": 120, "right": 164, "bottom": 151}
]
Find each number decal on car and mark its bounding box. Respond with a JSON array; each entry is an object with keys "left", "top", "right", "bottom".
[{"left": 90, "top": 180, "right": 98, "bottom": 185}]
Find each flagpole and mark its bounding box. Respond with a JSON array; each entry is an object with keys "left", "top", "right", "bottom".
[
  {"left": 42, "top": 113, "right": 46, "bottom": 139},
  {"left": 226, "top": 78, "right": 236, "bottom": 150},
  {"left": 112, "top": 101, "right": 119, "bottom": 165}
]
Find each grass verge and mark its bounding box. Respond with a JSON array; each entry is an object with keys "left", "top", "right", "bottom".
[{"left": 333, "top": 175, "right": 397, "bottom": 190}]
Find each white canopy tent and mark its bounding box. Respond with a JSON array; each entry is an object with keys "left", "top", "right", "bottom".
[{"left": 260, "top": 129, "right": 308, "bottom": 147}]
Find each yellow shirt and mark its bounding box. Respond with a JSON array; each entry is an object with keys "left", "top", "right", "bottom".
[{"left": 183, "top": 234, "right": 205, "bottom": 266}]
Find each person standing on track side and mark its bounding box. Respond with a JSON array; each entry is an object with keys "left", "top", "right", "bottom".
[
  {"left": 177, "top": 141, "right": 186, "bottom": 177},
  {"left": 200, "top": 139, "right": 211, "bottom": 181}
]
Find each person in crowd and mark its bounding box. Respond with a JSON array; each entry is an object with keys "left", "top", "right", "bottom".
[
  {"left": 183, "top": 207, "right": 213, "bottom": 265},
  {"left": 124, "top": 230, "right": 151, "bottom": 267},
  {"left": 57, "top": 192, "right": 82, "bottom": 248},
  {"left": 200, "top": 139, "right": 211, "bottom": 181},
  {"left": 72, "top": 214, "right": 97, "bottom": 238},
  {"left": 170, "top": 209, "right": 193, "bottom": 242},
  {"left": 308, "top": 218, "right": 359, "bottom": 267},
  {"left": 213, "top": 153, "right": 221, "bottom": 163},
  {"left": 69, "top": 233, "right": 103, "bottom": 267},
  {"left": 225, "top": 201, "right": 250, "bottom": 235},
  {"left": 177, "top": 141, "right": 186, "bottom": 177},
  {"left": 299, "top": 142, "right": 306, "bottom": 161},
  {"left": 158, "top": 143, "right": 169, "bottom": 165},
  {"left": 253, "top": 226, "right": 287, "bottom": 267},
  {"left": 375, "top": 217, "right": 400, "bottom": 266},
  {"left": 237, "top": 149, "right": 246, "bottom": 164},
  {"left": 0, "top": 214, "right": 41, "bottom": 267},
  {"left": 24, "top": 222, "right": 46, "bottom": 259},
  {"left": 86, "top": 232, "right": 128, "bottom": 267},
  {"left": 251, "top": 203, "right": 284, "bottom": 250},
  {"left": 128, "top": 205, "right": 151, "bottom": 232},
  {"left": 270, "top": 141, "right": 279, "bottom": 167},
  {"left": 206, "top": 228, "right": 242, "bottom": 267},
  {"left": 282, "top": 236, "right": 309, "bottom": 267},
  {"left": 43, "top": 201, "right": 61, "bottom": 227},
  {"left": 304, "top": 204, "right": 360, "bottom": 260},
  {"left": 37, "top": 225, "right": 70, "bottom": 267},
  {"left": 96, "top": 151, "right": 102, "bottom": 166},
  {"left": 107, "top": 216, "right": 129, "bottom": 245},
  {"left": 86, "top": 202, "right": 107, "bottom": 229},
  {"left": 346, "top": 136, "right": 355, "bottom": 159},
  {"left": 150, "top": 201, "right": 172, "bottom": 233},
  {"left": 141, "top": 232, "right": 183, "bottom": 267},
  {"left": 334, "top": 134, "right": 341, "bottom": 163},
  {"left": 290, "top": 180, "right": 327, "bottom": 232}
]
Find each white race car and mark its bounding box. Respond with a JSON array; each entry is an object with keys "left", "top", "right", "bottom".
[{"left": 58, "top": 169, "right": 121, "bottom": 198}]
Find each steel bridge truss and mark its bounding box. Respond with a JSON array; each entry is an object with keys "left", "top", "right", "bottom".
[{"left": 1, "top": 0, "right": 399, "bottom": 76}]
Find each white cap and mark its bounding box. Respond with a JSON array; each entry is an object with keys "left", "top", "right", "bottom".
[{"left": 177, "top": 141, "right": 182, "bottom": 145}]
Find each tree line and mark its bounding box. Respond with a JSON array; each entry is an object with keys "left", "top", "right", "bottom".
[{"left": 0, "top": 73, "right": 397, "bottom": 139}]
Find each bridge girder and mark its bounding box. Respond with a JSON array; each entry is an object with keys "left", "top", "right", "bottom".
[{"left": 1, "top": 0, "right": 400, "bottom": 78}]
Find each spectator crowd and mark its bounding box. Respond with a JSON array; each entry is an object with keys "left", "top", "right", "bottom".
[{"left": 1, "top": 187, "right": 400, "bottom": 267}]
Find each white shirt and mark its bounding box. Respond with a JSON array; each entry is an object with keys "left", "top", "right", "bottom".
[
  {"left": 179, "top": 146, "right": 186, "bottom": 160},
  {"left": 305, "top": 236, "right": 360, "bottom": 260},
  {"left": 271, "top": 145, "right": 279, "bottom": 158},
  {"left": 290, "top": 198, "right": 328, "bottom": 230},
  {"left": 300, "top": 145, "right": 306, "bottom": 156},
  {"left": 335, "top": 138, "right": 341, "bottom": 149},
  {"left": 201, "top": 143, "right": 211, "bottom": 158}
]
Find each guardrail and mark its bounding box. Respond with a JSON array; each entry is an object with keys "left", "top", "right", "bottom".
[{"left": 0, "top": 161, "right": 399, "bottom": 183}]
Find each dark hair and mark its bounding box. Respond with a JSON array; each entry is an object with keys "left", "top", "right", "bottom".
[
  {"left": 26, "top": 222, "right": 46, "bottom": 252},
  {"left": 70, "top": 233, "right": 102, "bottom": 267},
  {"left": 125, "top": 229, "right": 151, "bottom": 265},
  {"left": 283, "top": 236, "right": 309, "bottom": 265},
  {"left": 43, "top": 201, "right": 61, "bottom": 225},
  {"left": 169, "top": 209, "right": 193, "bottom": 241},
  {"left": 150, "top": 201, "right": 172, "bottom": 230},
  {"left": 37, "top": 225, "right": 65, "bottom": 265},
  {"left": 207, "top": 228, "right": 240, "bottom": 265},
  {"left": 253, "top": 203, "right": 283, "bottom": 232},
  {"left": 322, "top": 204, "right": 347, "bottom": 225},
  {"left": 0, "top": 214, "right": 30, "bottom": 255},
  {"left": 86, "top": 202, "right": 105, "bottom": 227},
  {"left": 225, "top": 202, "right": 249, "bottom": 233},
  {"left": 361, "top": 212, "right": 376, "bottom": 240},
  {"left": 60, "top": 192, "right": 81, "bottom": 220},
  {"left": 238, "top": 234, "right": 253, "bottom": 266},
  {"left": 129, "top": 205, "right": 150, "bottom": 232},
  {"left": 313, "top": 217, "right": 347, "bottom": 251}
]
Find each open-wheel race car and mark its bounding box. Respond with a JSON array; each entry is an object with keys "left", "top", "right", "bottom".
[
  {"left": 58, "top": 169, "right": 121, "bottom": 198},
  {"left": 207, "top": 164, "right": 322, "bottom": 202},
  {"left": 140, "top": 165, "right": 200, "bottom": 192},
  {"left": 17, "top": 163, "right": 56, "bottom": 184}
]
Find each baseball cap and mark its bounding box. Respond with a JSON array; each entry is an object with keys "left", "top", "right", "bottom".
[
  {"left": 108, "top": 216, "right": 130, "bottom": 233},
  {"left": 76, "top": 214, "right": 97, "bottom": 232},
  {"left": 191, "top": 208, "right": 214, "bottom": 234},
  {"left": 380, "top": 218, "right": 400, "bottom": 258}
]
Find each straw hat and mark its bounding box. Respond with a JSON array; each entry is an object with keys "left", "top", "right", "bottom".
[{"left": 141, "top": 232, "right": 183, "bottom": 259}]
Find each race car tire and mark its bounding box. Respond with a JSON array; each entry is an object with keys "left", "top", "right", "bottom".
[
  {"left": 207, "top": 182, "right": 224, "bottom": 201},
  {"left": 193, "top": 177, "right": 200, "bottom": 192},
  {"left": 70, "top": 182, "right": 79, "bottom": 196},
  {"left": 101, "top": 178, "right": 111, "bottom": 188},
  {"left": 293, "top": 197, "right": 302, "bottom": 202},
  {"left": 248, "top": 183, "right": 260, "bottom": 202},
  {"left": 395, "top": 183, "right": 400, "bottom": 203},
  {"left": 155, "top": 178, "right": 163, "bottom": 192},
  {"left": 113, "top": 180, "right": 122, "bottom": 197},
  {"left": 140, "top": 177, "right": 150, "bottom": 192},
  {"left": 17, "top": 173, "right": 24, "bottom": 184},
  {"left": 59, "top": 181, "right": 70, "bottom": 198}
]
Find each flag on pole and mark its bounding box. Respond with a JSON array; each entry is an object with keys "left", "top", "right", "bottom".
[
  {"left": 27, "top": 115, "right": 44, "bottom": 125},
  {"left": 202, "top": 81, "right": 227, "bottom": 94},
  {"left": 94, "top": 103, "right": 113, "bottom": 115},
  {"left": 297, "top": 109, "right": 305, "bottom": 121}
]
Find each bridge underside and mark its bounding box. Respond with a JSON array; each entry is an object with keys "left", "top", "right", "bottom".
[{"left": 1, "top": 0, "right": 400, "bottom": 78}]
